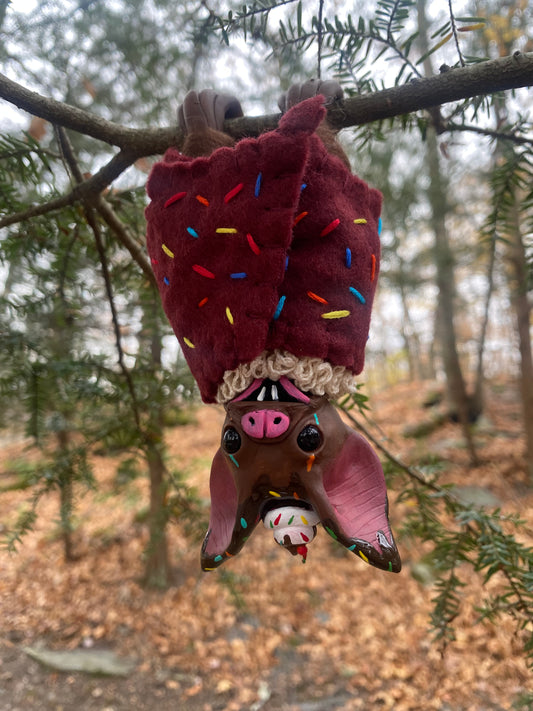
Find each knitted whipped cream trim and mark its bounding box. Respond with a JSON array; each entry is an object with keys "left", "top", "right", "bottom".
[{"left": 216, "top": 350, "right": 358, "bottom": 403}]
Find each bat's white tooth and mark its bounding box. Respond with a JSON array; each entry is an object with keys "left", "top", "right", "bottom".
[
  {"left": 271, "top": 384, "right": 279, "bottom": 400},
  {"left": 257, "top": 386, "right": 267, "bottom": 401}
]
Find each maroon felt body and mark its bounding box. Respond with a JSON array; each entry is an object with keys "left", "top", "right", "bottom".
[{"left": 145, "top": 96, "right": 382, "bottom": 402}]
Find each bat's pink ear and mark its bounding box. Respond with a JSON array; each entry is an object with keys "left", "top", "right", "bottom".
[
  {"left": 321, "top": 429, "right": 401, "bottom": 572},
  {"left": 201, "top": 449, "right": 238, "bottom": 568}
]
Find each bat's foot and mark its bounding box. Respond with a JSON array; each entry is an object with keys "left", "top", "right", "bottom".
[
  {"left": 178, "top": 89, "right": 243, "bottom": 134},
  {"left": 278, "top": 78, "right": 343, "bottom": 113}
]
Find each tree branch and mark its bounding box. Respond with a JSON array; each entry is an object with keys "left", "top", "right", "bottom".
[{"left": 1, "top": 52, "right": 532, "bottom": 151}]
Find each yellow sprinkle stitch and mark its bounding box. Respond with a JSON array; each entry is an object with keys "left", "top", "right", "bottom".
[
  {"left": 162, "top": 244, "right": 174, "bottom": 258},
  {"left": 353, "top": 218, "right": 367, "bottom": 224},
  {"left": 226, "top": 307, "right": 234, "bottom": 325},
  {"left": 216, "top": 228, "right": 237, "bottom": 234},
  {"left": 322, "top": 310, "right": 351, "bottom": 319},
  {"left": 359, "top": 551, "right": 369, "bottom": 563},
  {"left": 269, "top": 490, "right": 281, "bottom": 497},
  {"left": 183, "top": 337, "right": 195, "bottom": 349},
  {"left": 301, "top": 514, "right": 309, "bottom": 525}
]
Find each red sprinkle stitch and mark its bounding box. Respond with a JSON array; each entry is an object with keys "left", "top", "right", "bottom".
[
  {"left": 151, "top": 258, "right": 158, "bottom": 265},
  {"left": 371, "top": 254, "right": 376, "bottom": 281},
  {"left": 192, "top": 264, "right": 215, "bottom": 279},
  {"left": 307, "top": 291, "right": 328, "bottom": 305},
  {"left": 164, "top": 191, "right": 187, "bottom": 208},
  {"left": 224, "top": 183, "right": 244, "bottom": 203},
  {"left": 320, "top": 218, "right": 340, "bottom": 237},
  {"left": 301, "top": 532, "right": 310, "bottom": 542},
  {"left": 293, "top": 211, "right": 308, "bottom": 226},
  {"left": 196, "top": 195, "right": 209, "bottom": 206},
  {"left": 274, "top": 513, "right": 281, "bottom": 526},
  {"left": 198, "top": 297, "right": 209, "bottom": 308},
  {"left": 246, "top": 232, "right": 261, "bottom": 255}
]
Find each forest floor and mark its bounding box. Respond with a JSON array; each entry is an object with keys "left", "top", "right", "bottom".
[{"left": 0, "top": 378, "right": 532, "bottom": 711}]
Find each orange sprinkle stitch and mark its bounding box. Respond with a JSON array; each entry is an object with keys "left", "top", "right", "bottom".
[
  {"left": 198, "top": 297, "right": 209, "bottom": 308},
  {"left": 307, "top": 291, "right": 328, "bottom": 305},
  {"left": 306, "top": 454, "right": 315, "bottom": 472},
  {"left": 293, "top": 211, "right": 308, "bottom": 227},
  {"left": 371, "top": 254, "right": 376, "bottom": 281},
  {"left": 224, "top": 183, "right": 244, "bottom": 203},
  {"left": 196, "top": 195, "right": 209, "bottom": 206},
  {"left": 320, "top": 218, "right": 340, "bottom": 237}
]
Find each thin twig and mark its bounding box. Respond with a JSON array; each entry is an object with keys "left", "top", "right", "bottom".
[
  {"left": 317, "top": 0, "right": 324, "bottom": 79},
  {"left": 447, "top": 0, "right": 465, "bottom": 68}
]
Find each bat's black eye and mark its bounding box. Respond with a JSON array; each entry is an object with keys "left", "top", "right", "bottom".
[
  {"left": 223, "top": 427, "right": 242, "bottom": 454},
  {"left": 297, "top": 425, "right": 322, "bottom": 452}
]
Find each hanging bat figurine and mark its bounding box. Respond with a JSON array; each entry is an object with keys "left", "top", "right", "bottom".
[{"left": 145, "top": 81, "right": 401, "bottom": 573}]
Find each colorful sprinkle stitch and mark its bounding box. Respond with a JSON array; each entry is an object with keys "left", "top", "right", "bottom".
[
  {"left": 301, "top": 532, "right": 309, "bottom": 542},
  {"left": 325, "top": 526, "right": 338, "bottom": 540},
  {"left": 322, "top": 310, "right": 350, "bottom": 319},
  {"left": 224, "top": 183, "right": 244, "bottom": 203},
  {"left": 240, "top": 517, "right": 248, "bottom": 529},
  {"left": 274, "top": 513, "right": 281, "bottom": 526},
  {"left": 388, "top": 561, "right": 393, "bottom": 571},
  {"left": 226, "top": 307, "right": 234, "bottom": 325},
  {"left": 378, "top": 217, "right": 383, "bottom": 235},
  {"left": 320, "top": 218, "right": 340, "bottom": 237},
  {"left": 198, "top": 297, "right": 209, "bottom": 308},
  {"left": 349, "top": 287, "right": 366, "bottom": 304},
  {"left": 307, "top": 291, "right": 328, "bottom": 305},
  {"left": 301, "top": 514, "right": 309, "bottom": 525},
  {"left": 162, "top": 244, "right": 174, "bottom": 258},
  {"left": 246, "top": 233, "right": 261, "bottom": 255},
  {"left": 371, "top": 254, "right": 376, "bottom": 281},
  {"left": 216, "top": 228, "right": 237, "bottom": 234},
  {"left": 293, "top": 211, "right": 308, "bottom": 226},
  {"left": 229, "top": 454, "right": 239, "bottom": 468},
  {"left": 288, "top": 515, "right": 294, "bottom": 525},
  {"left": 348, "top": 544, "right": 356, "bottom": 551},
  {"left": 359, "top": 551, "right": 369, "bottom": 563},
  {"left": 353, "top": 218, "right": 367, "bottom": 225},
  {"left": 345, "top": 248, "right": 352, "bottom": 268},
  {"left": 187, "top": 227, "right": 199, "bottom": 239},
  {"left": 196, "top": 195, "right": 209, "bottom": 206},
  {"left": 273, "top": 295, "right": 286, "bottom": 320},
  {"left": 313, "top": 413, "right": 320, "bottom": 426},
  {"left": 164, "top": 191, "right": 186, "bottom": 208},
  {"left": 269, "top": 490, "right": 281, "bottom": 497},
  {"left": 285, "top": 256, "right": 289, "bottom": 271},
  {"left": 151, "top": 258, "right": 158, "bottom": 265},
  {"left": 306, "top": 454, "right": 315, "bottom": 472},
  {"left": 183, "top": 337, "right": 195, "bottom": 349},
  {"left": 163, "top": 277, "right": 169, "bottom": 285},
  {"left": 204, "top": 567, "right": 216, "bottom": 571},
  {"left": 214, "top": 555, "right": 223, "bottom": 562},
  {"left": 301, "top": 183, "right": 307, "bottom": 191},
  {"left": 254, "top": 173, "right": 262, "bottom": 197},
  {"left": 231, "top": 272, "right": 247, "bottom": 279},
  {"left": 192, "top": 264, "right": 215, "bottom": 279}
]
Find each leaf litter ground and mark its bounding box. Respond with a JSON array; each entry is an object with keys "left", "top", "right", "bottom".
[{"left": 0, "top": 379, "right": 531, "bottom": 710}]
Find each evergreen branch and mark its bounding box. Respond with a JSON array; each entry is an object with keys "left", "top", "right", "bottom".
[
  {"left": 447, "top": 122, "right": 533, "bottom": 146},
  {"left": 447, "top": 0, "right": 465, "bottom": 67}
]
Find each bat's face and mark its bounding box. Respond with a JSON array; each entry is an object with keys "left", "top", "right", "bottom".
[{"left": 201, "top": 377, "right": 401, "bottom": 572}]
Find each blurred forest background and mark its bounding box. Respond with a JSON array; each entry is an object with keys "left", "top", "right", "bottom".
[{"left": 0, "top": 1, "right": 532, "bottom": 709}]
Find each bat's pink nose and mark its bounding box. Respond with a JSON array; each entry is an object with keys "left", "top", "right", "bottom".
[{"left": 241, "top": 410, "right": 290, "bottom": 439}]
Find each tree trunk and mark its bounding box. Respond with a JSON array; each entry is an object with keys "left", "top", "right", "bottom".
[
  {"left": 141, "top": 287, "right": 171, "bottom": 588},
  {"left": 507, "top": 198, "right": 533, "bottom": 481},
  {"left": 418, "top": 0, "right": 479, "bottom": 465}
]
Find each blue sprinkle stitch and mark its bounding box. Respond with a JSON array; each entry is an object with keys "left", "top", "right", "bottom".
[
  {"left": 214, "top": 555, "right": 223, "bottom": 562},
  {"left": 230, "top": 272, "right": 247, "bottom": 279},
  {"left": 313, "top": 413, "right": 320, "bottom": 426},
  {"left": 349, "top": 287, "right": 366, "bottom": 304},
  {"left": 348, "top": 544, "right": 356, "bottom": 551},
  {"left": 301, "top": 183, "right": 307, "bottom": 191},
  {"left": 163, "top": 277, "right": 170, "bottom": 285},
  {"left": 240, "top": 517, "right": 248, "bottom": 529},
  {"left": 345, "top": 247, "right": 352, "bottom": 268},
  {"left": 378, "top": 217, "right": 383, "bottom": 236},
  {"left": 229, "top": 454, "right": 239, "bottom": 468},
  {"left": 187, "top": 227, "right": 199, "bottom": 238},
  {"left": 273, "top": 295, "right": 286, "bottom": 320},
  {"left": 285, "top": 256, "right": 289, "bottom": 271},
  {"left": 254, "top": 172, "right": 262, "bottom": 197}
]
